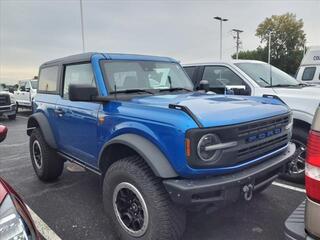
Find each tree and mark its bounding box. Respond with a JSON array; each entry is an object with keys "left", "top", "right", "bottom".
[{"left": 232, "top": 13, "right": 306, "bottom": 75}]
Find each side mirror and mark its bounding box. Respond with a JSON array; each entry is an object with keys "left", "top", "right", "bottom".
[
  {"left": 0, "top": 125, "right": 8, "bottom": 143},
  {"left": 69, "top": 84, "right": 98, "bottom": 101},
  {"left": 25, "top": 88, "right": 30, "bottom": 92},
  {"left": 20, "top": 86, "right": 26, "bottom": 92},
  {"left": 198, "top": 80, "right": 210, "bottom": 92}
]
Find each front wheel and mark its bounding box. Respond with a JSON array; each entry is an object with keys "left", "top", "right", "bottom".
[
  {"left": 281, "top": 127, "right": 308, "bottom": 183},
  {"left": 103, "top": 156, "right": 186, "bottom": 240}
]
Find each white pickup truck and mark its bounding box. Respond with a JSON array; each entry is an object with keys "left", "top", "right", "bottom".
[
  {"left": 184, "top": 60, "right": 320, "bottom": 182},
  {"left": 14, "top": 79, "right": 38, "bottom": 112},
  {"left": 0, "top": 85, "right": 17, "bottom": 120}
]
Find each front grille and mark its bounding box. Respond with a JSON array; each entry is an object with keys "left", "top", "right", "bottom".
[
  {"left": 236, "top": 114, "right": 290, "bottom": 163},
  {"left": 238, "top": 115, "right": 289, "bottom": 137},
  {"left": 0, "top": 94, "right": 10, "bottom": 106},
  {"left": 186, "top": 113, "right": 291, "bottom": 169}
]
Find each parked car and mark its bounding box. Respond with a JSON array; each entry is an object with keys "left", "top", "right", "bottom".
[
  {"left": 0, "top": 125, "right": 40, "bottom": 240},
  {"left": 284, "top": 104, "right": 320, "bottom": 240},
  {"left": 295, "top": 46, "right": 320, "bottom": 84},
  {"left": 14, "top": 79, "right": 38, "bottom": 112},
  {"left": 27, "top": 52, "right": 295, "bottom": 239},
  {"left": 183, "top": 60, "right": 320, "bottom": 183},
  {"left": 0, "top": 85, "right": 17, "bottom": 120}
]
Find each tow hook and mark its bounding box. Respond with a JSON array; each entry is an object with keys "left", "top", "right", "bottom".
[{"left": 242, "top": 184, "right": 254, "bottom": 201}]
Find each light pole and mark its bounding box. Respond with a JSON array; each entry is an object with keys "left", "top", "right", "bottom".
[
  {"left": 80, "top": 0, "right": 85, "bottom": 53},
  {"left": 214, "top": 16, "right": 228, "bottom": 60},
  {"left": 268, "top": 32, "right": 272, "bottom": 64}
]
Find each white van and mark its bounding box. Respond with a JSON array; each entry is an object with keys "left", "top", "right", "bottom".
[{"left": 296, "top": 46, "right": 320, "bottom": 84}]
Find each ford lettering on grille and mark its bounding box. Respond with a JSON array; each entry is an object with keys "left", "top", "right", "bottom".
[{"left": 247, "top": 128, "right": 282, "bottom": 143}]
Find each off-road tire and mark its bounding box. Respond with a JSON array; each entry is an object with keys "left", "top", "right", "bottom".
[
  {"left": 30, "top": 128, "right": 63, "bottom": 181},
  {"left": 280, "top": 126, "right": 308, "bottom": 183},
  {"left": 8, "top": 114, "right": 16, "bottom": 120},
  {"left": 103, "top": 156, "right": 186, "bottom": 240}
]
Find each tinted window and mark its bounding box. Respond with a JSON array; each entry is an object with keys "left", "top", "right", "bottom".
[
  {"left": 102, "top": 61, "right": 193, "bottom": 92},
  {"left": 18, "top": 81, "right": 26, "bottom": 91},
  {"left": 302, "top": 67, "right": 316, "bottom": 81},
  {"left": 184, "top": 66, "right": 196, "bottom": 80},
  {"left": 38, "top": 66, "right": 59, "bottom": 92},
  {"left": 63, "top": 63, "right": 95, "bottom": 99},
  {"left": 203, "top": 66, "right": 244, "bottom": 87}
]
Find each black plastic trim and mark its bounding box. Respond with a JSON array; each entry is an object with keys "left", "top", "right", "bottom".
[
  {"left": 163, "top": 143, "right": 295, "bottom": 205},
  {"left": 27, "top": 113, "right": 57, "bottom": 149},
  {"left": 168, "top": 104, "right": 203, "bottom": 128}
]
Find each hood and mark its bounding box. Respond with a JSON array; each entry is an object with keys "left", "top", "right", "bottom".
[
  {"left": 129, "top": 93, "right": 289, "bottom": 127},
  {"left": 272, "top": 85, "right": 320, "bottom": 118}
]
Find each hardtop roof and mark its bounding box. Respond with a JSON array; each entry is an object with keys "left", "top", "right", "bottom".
[{"left": 40, "top": 52, "right": 177, "bottom": 68}]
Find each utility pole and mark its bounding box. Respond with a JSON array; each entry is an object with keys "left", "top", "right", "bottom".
[
  {"left": 232, "top": 29, "right": 243, "bottom": 59},
  {"left": 79, "top": 0, "right": 85, "bottom": 53},
  {"left": 268, "top": 32, "right": 271, "bottom": 64},
  {"left": 214, "top": 16, "right": 228, "bottom": 60}
]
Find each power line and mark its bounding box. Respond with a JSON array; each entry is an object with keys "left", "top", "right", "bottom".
[{"left": 232, "top": 29, "right": 243, "bottom": 59}]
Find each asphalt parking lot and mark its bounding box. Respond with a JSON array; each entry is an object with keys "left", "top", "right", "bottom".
[{"left": 0, "top": 111, "right": 306, "bottom": 240}]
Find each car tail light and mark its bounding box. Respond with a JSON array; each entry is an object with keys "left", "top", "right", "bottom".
[
  {"left": 305, "top": 128, "right": 320, "bottom": 203},
  {"left": 0, "top": 179, "right": 39, "bottom": 239}
]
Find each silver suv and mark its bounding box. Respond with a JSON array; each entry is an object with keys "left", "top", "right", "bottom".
[{"left": 285, "top": 104, "right": 320, "bottom": 239}]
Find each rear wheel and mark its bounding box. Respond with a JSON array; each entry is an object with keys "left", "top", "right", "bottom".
[
  {"left": 103, "top": 156, "right": 186, "bottom": 240},
  {"left": 30, "top": 128, "right": 63, "bottom": 181},
  {"left": 281, "top": 126, "right": 307, "bottom": 183}
]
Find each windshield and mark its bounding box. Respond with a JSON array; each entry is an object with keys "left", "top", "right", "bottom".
[
  {"left": 102, "top": 61, "right": 194, "bottom": 93},
  {"left": 235, "top": 62, "right": 300, "bottom": 87},
  {"left": 31, "top": 80, "right": 38, "bottom": 89}
]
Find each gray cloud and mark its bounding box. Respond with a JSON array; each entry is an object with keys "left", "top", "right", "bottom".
[{"left": 0, "top": 0, "right": 319, "bottom": 84}]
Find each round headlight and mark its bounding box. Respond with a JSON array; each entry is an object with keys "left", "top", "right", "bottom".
[{"left": 197, "top": 134, "right": 220, "bottom": 161}]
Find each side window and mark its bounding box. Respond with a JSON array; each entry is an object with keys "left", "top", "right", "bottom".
[
  {"left": 184, "top": 66, "right": 196, "bottom": 80},
  {"left": 203, "top": 66, "right": 245, "bottom": 87},
  {"left": 25, "top": 81, "right": 31, "bottom": 91},
  {"left": 302, "top": 67, "right": 316, "bottom": 81},
  {"left": 19, "top": 82, "right": 26, "bottom": 91},
  {"left": 38, "top": 66, "right": 59, "bottom": 93},
  {"left": 63, "top": 63, "right": 96, "bottom": 99}
]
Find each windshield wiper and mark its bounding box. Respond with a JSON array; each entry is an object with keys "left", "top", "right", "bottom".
[
  {"left": 265, "top": 84, "right": 299, "bottom": 88},
  {"left": 159, "top": 87, "right": 193, "bottom": 92},
  {"left": 259, "top": 77, "right": 271, "bottom": 86},
  {"left": 111, "top": 89, "right": 155, "bottom": 94}
]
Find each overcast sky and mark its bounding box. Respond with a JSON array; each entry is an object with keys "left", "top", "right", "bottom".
[{"left": 0, "top": 0, "right": 319, "bottom": 84}]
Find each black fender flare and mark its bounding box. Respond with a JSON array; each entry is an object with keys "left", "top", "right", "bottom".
[
  {"left": 98, "top": 134, "right": 178, "bottom": 178},
  {"left": 27, "top": 112, "right": 57, "bottom": 149}
]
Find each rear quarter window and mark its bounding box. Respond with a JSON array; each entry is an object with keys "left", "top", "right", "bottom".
[
  {"left": 38, "top": 66, "right": 59, "bottom": 93},
  {"left": 302, "top": 67, "right": 316, "bottom": 81}
]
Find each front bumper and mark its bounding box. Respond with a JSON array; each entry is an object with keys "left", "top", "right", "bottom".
[
  {"left": 163, "top": 143, "right": 295, "bottom": 206},
  {"left": 0, "top": 104, "right": 16, "bottom": 115}
]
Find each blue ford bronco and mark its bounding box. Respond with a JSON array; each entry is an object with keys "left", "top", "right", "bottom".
[{"left": 27, "top": 52, "right": 295, "bottom": 239}]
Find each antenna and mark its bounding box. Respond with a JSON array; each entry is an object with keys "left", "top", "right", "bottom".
[
  {"left": 168, "top": 76, "right": 172, "bottom": 90},
  {"left": 114, "top": 84, "right": 117, "bottom": 99}
]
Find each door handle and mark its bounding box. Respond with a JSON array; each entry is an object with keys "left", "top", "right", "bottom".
[{"left": 54, "top": 108, "right": 65, "bottom": 117}]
